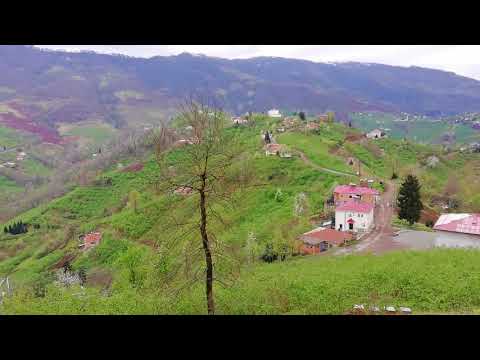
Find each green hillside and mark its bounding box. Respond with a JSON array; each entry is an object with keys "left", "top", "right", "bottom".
[
  {"left": 350, "top": 112, "right": 480, "bottom": 144},
  {"left": 1, "top": 115, "right": 480, "bottom": 314}
]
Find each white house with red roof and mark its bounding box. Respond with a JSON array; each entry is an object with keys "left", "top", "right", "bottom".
[
  {"left": 433, "top": 214, "right": 480, "bottom": 236},
  {"left": 335, "top": 199, "right": 374, "bottom": 233}
]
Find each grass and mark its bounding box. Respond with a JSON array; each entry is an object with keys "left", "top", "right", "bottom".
[
  {"left": 392, "top": 217, "right": 434, "bottom": 232},
  {"left": 20, "top": 158, "right": 52, "bottom": 177},
  {"left": 1, "top": 116, "right": 479, "bottom": 314},
  {"left": 59, "top": 122, "right": 117, "bottom": 145},
  {"left": 278, "top": 130, "right": 353, "bottom": 174},
  {"left": 0, "top": 125, "right": 24, "bottom": 148},
  {"left": 0, "top": 175, "right": 22, "bottom": 196},
  {"left": 2, "top": 248, "right": 480, "bottom": 314}
]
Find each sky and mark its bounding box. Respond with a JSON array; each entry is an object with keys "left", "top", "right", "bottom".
[{"left": 35, "top": 45, "right": 480, "bottom": 80}]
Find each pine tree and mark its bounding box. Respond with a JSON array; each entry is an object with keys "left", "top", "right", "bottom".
[
  {"left": 397, "top": 175, "right": 423, "bottom": 225},
  {"left": 264, "top": 131, "right": 271, "bottom": 144}
]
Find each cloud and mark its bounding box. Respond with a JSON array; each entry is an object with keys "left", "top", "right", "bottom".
[{"left": 35, "top": 45, "right": 480, "bottom": 80}]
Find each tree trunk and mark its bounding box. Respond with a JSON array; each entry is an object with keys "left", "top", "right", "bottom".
[{"left": 199, "top": 186, "right": 215, "bottom": 315}]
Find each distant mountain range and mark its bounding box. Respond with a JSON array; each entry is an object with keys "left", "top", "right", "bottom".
[{"left": 2, "top": 45, "right": 480, "bottom": 126}]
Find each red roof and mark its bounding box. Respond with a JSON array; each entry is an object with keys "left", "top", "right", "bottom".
[
  {"left": 265, "top": 144, "right": 283, "bottom": 151},
  {"left": 300, "top": 227, "right": 353, "bottom": 246},
  {"left": 347, "top": 218, "right": 355, "bottom": 224},
  {"left": 334, "top": 185, "right": 379, "bottom": 196},
  {"left": 336, "top": 200, "right": 374, "bottom": 213},
  {"left": 433, "top": 214, "right": 480, "bottom": 235},
  {"left": 84, "top": 232, "right": 102, "bottom": 245}
]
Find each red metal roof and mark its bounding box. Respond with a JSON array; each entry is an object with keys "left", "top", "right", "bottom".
[
  {"left": 84, "top": 232, "right": 102, "bottom": 245},
  {"left": 336, "top": 199, "right": 374, "bottom": 213},
  {"left": 433, "top": 214, "right": 480, "bottom": 235},
  {"left": 334, "top": 185, "right": 379, "bottom": 196},
  {"left": 300, "top": 227, "right": 353, "bottom": 246}
]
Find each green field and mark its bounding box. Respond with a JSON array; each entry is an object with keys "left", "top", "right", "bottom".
[
  {"left": 60, "top": 122, "right": 117, "bottom": 145},
  {"left": 0, "top": 175, "right": 22, "bottom": 195},
  {"left": 0, "top": 125, "right": 24, "bottom": 148},
  {"left": 2, "top": 249, "right": 480, "bottom": 314},
  {"left": 20, "top": 158, "right": 52, "bottom": 177}
]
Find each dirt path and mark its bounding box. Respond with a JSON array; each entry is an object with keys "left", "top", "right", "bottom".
[
  {"left": 295, "top": 150, "right": 355, "bottom": 177},
  {"left": 335, "top": 180, "right": 406, "bottom": 255}
]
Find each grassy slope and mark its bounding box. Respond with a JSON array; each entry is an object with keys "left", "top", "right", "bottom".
[{"left": 1, "top": 116, "right": 480, "bottom": 314}]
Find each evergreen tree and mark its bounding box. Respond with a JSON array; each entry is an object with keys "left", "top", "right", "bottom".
[
  {"left": 264, "top": 131, "right": 271, "bottom": 144},
  {"left": 397, "top": 175, "right": 423, "bottom": 225},
  {"left": 299, "top": 112, "right": 306, "bottom": 121}
]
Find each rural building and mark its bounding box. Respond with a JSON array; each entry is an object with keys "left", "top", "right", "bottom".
[
  {"left": 366, "top": 129, "right": 386, "bottom": 139},
  {"left": 232, "top": 117, "right": 248, "bottom": 125},
  {"left": 267, "top": 109, "right": 282, "bottom": 118},
  {"left": 264, "top": 143, "right": 284, "bottom": 156},
  {"left": 433, "top": 213, "right": 480, "bottom": 236},
  {"left": 318, "top": 114, "right": 329, "bottom": 122},
  {"left": 4, "top": 162, "right": 16, "bottom": 168},
  {"left": 299, "top": 227, "right": 353, "bottom": 254},
  {"left": 335, "top": 200, "right": 374, "bottom": 232},
  {"left": 333, "top": 184, "right": 379, "bottom": 205},
  {"left": 306, "top": 122, "right": 320, "bottom": 130},
  {"left": 80, "top": 232, "right": 102, "bottom": 250},
  {"left": 174, "top": 186, "right": 193, "bottom": 196}
]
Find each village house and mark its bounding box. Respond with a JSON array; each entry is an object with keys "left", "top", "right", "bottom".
[
  {"left": 318, "top": 114, "right": 329, "bottom": 122},
  {"left": 306, "top": 122, "right": 320, "bottom": 130},
  {"left": 4, "top": 162, "right": 16, "bottom": 168},
  {"left": 79, "top": 232, "right": 102, "bottom": 250},
  {"left": 433, "top": 213, "right": 480, "bottom": 236},
  {"left": 264, "top": 143, "right": 284, "bottom": 156},
  {"left": 267, "top": 109, "right": 282, "bottom": 118},
  {"left": 335, "top": 199, "right": 375, "bottom": 233},
  {"left": 333, "top": 184, "right": 380, "bottom": 205},
  {"left": 232, "top": 117, "right": 248, "bottom": 125},
  {"left": 299, "top": 227, "right": 353, "bottom": 254},
  {"left": 366, "top": 128, "right": 386, "bottom": 139}
]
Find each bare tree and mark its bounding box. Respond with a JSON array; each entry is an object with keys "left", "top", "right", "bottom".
[{"left": 154, "top": 98, "right": 254, "bottom": 315}]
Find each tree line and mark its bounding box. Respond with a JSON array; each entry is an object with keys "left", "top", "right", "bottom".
[{"left": 4, "top": 220, "right": 28, "bottom": 235}]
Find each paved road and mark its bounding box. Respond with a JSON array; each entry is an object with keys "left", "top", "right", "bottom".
[{"left": 335, "top": 180, "right": 405, "bottom": 255}]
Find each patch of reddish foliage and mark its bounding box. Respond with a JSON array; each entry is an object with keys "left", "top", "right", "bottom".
[
  {"left": 0, "top": 108, "right": 62, "bottom": 144},
  {"left": 122, "top": 162, "right": 144, "bottom": 173}
]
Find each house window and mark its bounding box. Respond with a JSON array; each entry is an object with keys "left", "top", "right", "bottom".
[{"left": 349, "top": 223, "right": 354, "bottom": 230}]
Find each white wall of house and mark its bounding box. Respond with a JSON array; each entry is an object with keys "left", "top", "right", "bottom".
[
  {"left": 268, "top": 109, "right": 282, "bottom": 118},
  {"left": 335, "top": 209, "right": 374, "bottom": 233},
  {"left": 366, "top": 129, "right": 384, "bottom": 139}
]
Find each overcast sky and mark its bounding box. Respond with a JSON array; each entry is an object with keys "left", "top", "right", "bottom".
[{"left": 35, "top": 45, "right": 480, "bottom": 80}]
